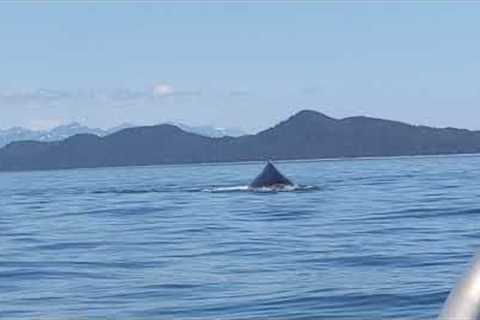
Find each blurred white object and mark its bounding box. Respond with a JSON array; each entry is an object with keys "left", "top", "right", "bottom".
[{"left": 439, "top": 254, "right": 480, "bottom": 320}]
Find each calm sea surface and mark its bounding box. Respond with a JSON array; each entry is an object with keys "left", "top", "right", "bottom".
[{"left": 2, "top": 156, "right": 480, "bottom": 319}]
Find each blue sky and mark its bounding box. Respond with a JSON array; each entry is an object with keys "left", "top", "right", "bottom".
[{"left": 1, "top": 2, "right": 479, "bottom": 131}]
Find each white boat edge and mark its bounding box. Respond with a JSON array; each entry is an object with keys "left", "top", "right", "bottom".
[{"left": 439, "top": 252, "right": 480, "bottom": 320}]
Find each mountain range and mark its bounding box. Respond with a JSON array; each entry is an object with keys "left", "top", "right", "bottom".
[
  {"left": 0, "top": 122, "right": 245, "bottom": 148},
  {"left": 1, "top": 110, "right": 480, "bottom": 172},
  {"left": 0, "top": 123, "right": 127, "bottom": 148}
]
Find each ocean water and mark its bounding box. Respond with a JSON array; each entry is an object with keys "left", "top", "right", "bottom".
[{"left": 1, "top": 156, "right": 480, "bottom": 319}]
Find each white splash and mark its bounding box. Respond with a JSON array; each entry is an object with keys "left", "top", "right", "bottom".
[{"left": 203, "top": 184, "right": 318, "bottom": 193}]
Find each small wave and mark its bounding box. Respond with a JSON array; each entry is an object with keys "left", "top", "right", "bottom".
[
  {"left": 204, "top": 184, "right": 319, "bottom": 193},
  {"left": 92, "top": 188, "right": 165, "bottom": 195},
  {"left": 88, "top": 184, "right": 319, "bottom": 195},
  {"left": 203, "top": 185, "right": 250, "bottom": 193}
]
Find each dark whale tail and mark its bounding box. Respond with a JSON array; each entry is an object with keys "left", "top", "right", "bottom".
[{"left": 249, "top": 161, "right": 293, "bottom": 188}]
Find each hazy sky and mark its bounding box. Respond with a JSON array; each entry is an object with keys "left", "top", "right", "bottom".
[{"left": 1, "top": 2, "right": 479, "bottom": 132}]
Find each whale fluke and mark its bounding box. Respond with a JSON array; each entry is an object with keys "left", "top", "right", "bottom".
[{"left": 249, "top": 161, "right": 293, "bottom": 188}]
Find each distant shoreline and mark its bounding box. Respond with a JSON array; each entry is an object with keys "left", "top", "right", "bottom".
[
  {"left": 2, "top": 152, "right": 479, "bottom": 175},
  {"left": 3, "top": 110, "right": 480, "bottom": 173}
]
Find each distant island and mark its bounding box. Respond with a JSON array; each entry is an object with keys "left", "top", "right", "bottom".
[{"left": 1, "top": 110, "right": 480, "bottom": 172}]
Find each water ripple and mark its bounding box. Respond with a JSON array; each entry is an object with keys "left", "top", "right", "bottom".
[{"left": 1, "top": 157, "right": 480, "bottom": 319}]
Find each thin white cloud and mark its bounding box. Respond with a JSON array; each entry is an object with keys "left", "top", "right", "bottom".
[
  {"left": 0, "top": 85, "right": 200, "bottom": 110},
  {"left": 152, "top": 83, "right": 174, "bottom": 97}
]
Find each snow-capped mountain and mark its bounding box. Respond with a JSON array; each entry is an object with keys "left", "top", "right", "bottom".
[
  {"left": 0, "top": 123, "right": 126, "bottom": 148},
  {"left": 165, "top": 122, "right": 245, "bottom": 138},
  {"left": 0, "top": 122, "right": 245, "bottom": 148},
  {"left": 40, "top": 122, "right": 106, "bottom": 141}
]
